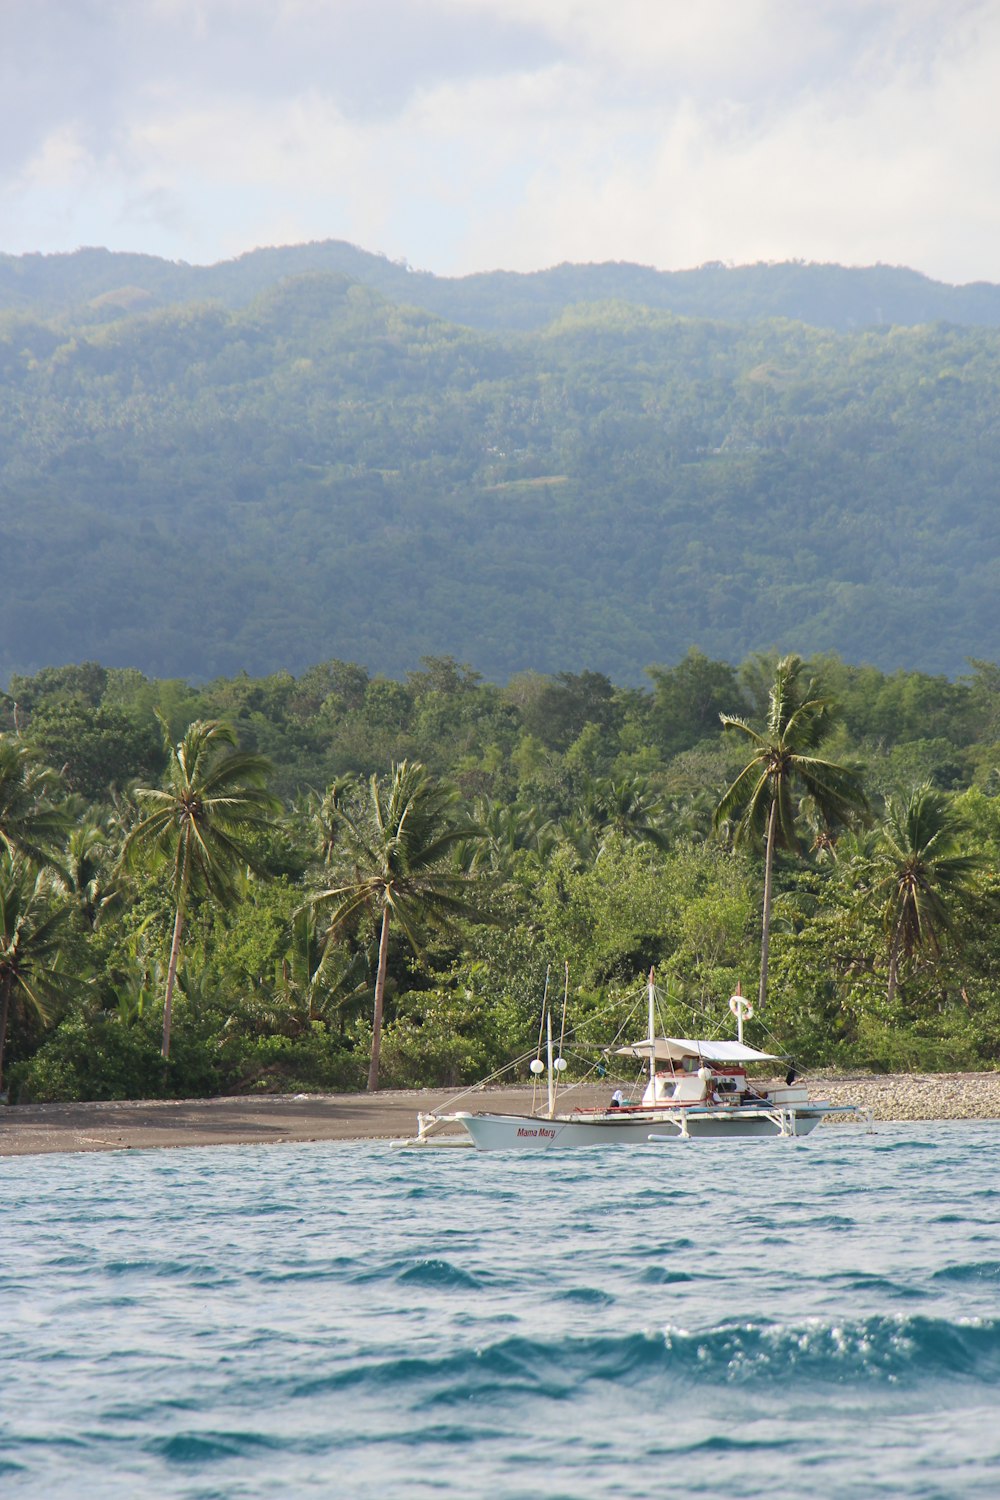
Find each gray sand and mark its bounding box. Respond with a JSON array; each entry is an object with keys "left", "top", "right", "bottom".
[{"left": 2, "top": 1073, "right": 998, "bottom": 1157}]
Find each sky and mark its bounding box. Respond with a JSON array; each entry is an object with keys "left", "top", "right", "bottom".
[{"left": 4, "top": 0, "right": 1000, "bottom": 285}]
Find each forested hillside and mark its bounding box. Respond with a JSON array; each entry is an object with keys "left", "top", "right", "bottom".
[
  {"left": 4, "top": 240, "right": 1000, "bottom": 331},
  {"left": 2, "top": 262, "right": 1000, "bottom": 685},
  {"left": 2, "top": 649, "right": 999, "bottom": 1103}
]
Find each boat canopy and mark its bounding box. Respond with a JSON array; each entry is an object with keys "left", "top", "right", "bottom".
[{"left": 614, "top": 1037, "right": 779, "bottom": 1064}]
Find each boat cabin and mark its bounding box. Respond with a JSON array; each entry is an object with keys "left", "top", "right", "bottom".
[
  {"left": 645, "top": 1065, "right": 749, "bottom": 1105},
  {"left": 613, "top": 1036, "right": 780, "bottom": 1108}
]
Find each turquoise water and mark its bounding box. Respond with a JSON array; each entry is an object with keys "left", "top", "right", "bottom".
[{"left": 3, "top": 1122, "right": 1000, "bottom": 1498}]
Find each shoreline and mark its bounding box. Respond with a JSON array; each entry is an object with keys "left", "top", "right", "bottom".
[{"left": 2, "top": 1072, "right": 999, "bottom": 1157}]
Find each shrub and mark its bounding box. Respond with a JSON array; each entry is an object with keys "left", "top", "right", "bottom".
[{"left": 9, "top": 1011, "right": 222, "bottom": 1102}]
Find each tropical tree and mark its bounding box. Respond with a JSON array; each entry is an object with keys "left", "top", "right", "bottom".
[
  {"left": 0, "top": 854, "right": 78, "bottom": 1091},
  {"left": 466, "top": 797, "right": 554, "bottom": 874},
  {"left": 310, "top": 760, "right": 482, "bottom": 1091},
  {"left": 0, "top": 736, "right": 68, "bottom": 865},
  {"left": 583, "top": 774, "right": 671, "bottom": 854},
  {"left": 714, "top": 655, "right": 867, "bottom": 1010},
  {"left": 275, "top": 905, "right": 370, "bottom": 1035},
  {"left": 864, "top": 785, "right": 982, "bottom": 1005},
  {"left": 120, "top": 719, "right": 280, "bottom": 1059},
  {"left": 293, "top": 776, "right": 359, "bottom": 867},
  {"left": 555, "top": 810, "right": 601, "bottom": 869},
  {"left": 60, "top": 816, "right": 122, "bottom": 930}
]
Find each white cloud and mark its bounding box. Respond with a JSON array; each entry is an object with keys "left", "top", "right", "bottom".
[{"left": 3, "top": 0, "right": 1000, "bottom": 283}]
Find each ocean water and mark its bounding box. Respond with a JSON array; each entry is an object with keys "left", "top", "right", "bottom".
[{"left": 3, "top": 1122, "right": 999, "bottom": 1499}]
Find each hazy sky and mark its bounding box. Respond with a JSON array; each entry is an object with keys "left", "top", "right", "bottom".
[{"left": 4, "top": 0, "right": 999, "bottom": 283}]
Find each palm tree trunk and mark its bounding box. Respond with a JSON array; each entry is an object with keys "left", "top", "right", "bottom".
[
  {"left": 162, "top": 842, "right": 192, "bottom": 1061},
  {"left": 758, "top": 797, "right": 778, "bottom": 1012},
  {"left": 0, "top": 974, "right": 11, "bottom": 1094},
  {"left": 162, "top": 896, "right": 187, "bottom": 1061},
  {"left": 367, "top": 904, "right": 391, "bottom": 1092},
  {"left": 887, "top": 924, "right": 902, "bottom": 1008}
]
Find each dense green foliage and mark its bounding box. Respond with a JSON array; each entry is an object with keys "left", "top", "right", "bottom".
[
  {"left": 715, "top": 654, "right": 869, "bottom": 1010},
  {"left": 121, "top": 719, "right": 282, "bottom": 1058},
  {"left": 2, "top": 647, "right": 999, "bottom": 1104},
  {"left": 5, "top": 240, "right": 1000, "bottom": 331},
  {"left": 3, "top": 247, "right": 1000, "bottom": 684}
]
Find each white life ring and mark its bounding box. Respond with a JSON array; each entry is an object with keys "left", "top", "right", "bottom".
[{"left": 729, "top": 994, "right": 754, "bottom": 1020}]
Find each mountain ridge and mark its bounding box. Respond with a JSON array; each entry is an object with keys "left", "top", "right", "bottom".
[
  {"left": 2, "top": 251, "right": 999, "bottom": 686},
  {"left": 5, "top": 239, "right": 1000, "bottom": 333}
]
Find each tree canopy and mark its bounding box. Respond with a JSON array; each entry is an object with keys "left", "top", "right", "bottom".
[
  {"left": 0, "top": 643, "right": 999, "bottom": 1104},
  {"left": 5, "top": 257, "right": 1000, "bottom": 686}
]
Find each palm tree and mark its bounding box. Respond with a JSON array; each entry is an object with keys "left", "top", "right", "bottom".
[
  {"left": 556, "top": 810, "right": 601, "bottom": 869},
  {"left": 121, "top": 720, "right": 280, "bottom": 1059},
  {"left": 294, "top": 776, "right": 359, "bottom": 867},
  {"left": 0, "top": 853, "right": 78, "bottom": 1091},
  {"left": 714, "top": 655, "right": 867, "bottom": 1010},
  {"left": 310, "top": 760, "right": 482, "bottom": 1091},
  {"left": 0, "top": 736, "right": 68, "bottom": 865},
  {"left": 584, "top": 774, "right": 671, "bottom": 854},
  {"left": 276, "top": 906, "right": 370, "bottom": 1034},
  {"left": 467, "top": 797, "right": 554, "bottom": 874},
  {"left": 554, "top": 775, "right": 671, "bottom": 869},
  {"left": 866, "top": 785, "right": 982, "bottom": 1005},
  {"left": 61, "top": 815, "right": 122, "bottom": 930}
]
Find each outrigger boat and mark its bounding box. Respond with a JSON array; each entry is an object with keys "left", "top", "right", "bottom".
[{"left": 403, "top": 972, "right": 857, "bottom": 1150}]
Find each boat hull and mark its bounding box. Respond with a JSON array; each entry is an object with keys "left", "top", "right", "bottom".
[{"left": 454, "top": 1105, "right": 839, "bottom": 1150}]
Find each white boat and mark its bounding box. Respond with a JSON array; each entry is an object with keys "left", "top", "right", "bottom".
[{"left": 405, "top": 973, "right": 857, "bottom": 1150}]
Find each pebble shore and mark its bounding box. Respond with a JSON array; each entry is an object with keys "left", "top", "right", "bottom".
[{"left": 806, "top": 1072, "right": 1000, "bottom": 1123}]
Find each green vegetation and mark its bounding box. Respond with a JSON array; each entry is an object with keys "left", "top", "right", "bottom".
[
  {"left": 121, "top": 720, "right": 281, "bottom": 1057},
  {"left": 4, "top": 249, "right": 1000, "bottom": 685},
  {"left": 2, "top": 646, "right": 999, "bottom": 1104},
  {"left": 863, "top": 786, "right": 983, "bottom": 1008},
  {"left": 310, "top": 760, "right": 482, "bottom": 1090},
  {"left": 0, "top": 854, "right": 81, "bottom": 1090},
  {"left": 5, "top": 241, "right": 1000, "bottom": 331},
  {"left": 715, "top": 655, "right": 868, "bottom": 1010}
]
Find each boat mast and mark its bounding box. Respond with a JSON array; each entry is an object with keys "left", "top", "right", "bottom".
[
  {"left": 647, "top": 967, "right": 656, "bottom": 1089},
  {"left": 546, "top": 1008, "right": 555, "bottom": 1118},
  {"left": 551, "top": 961, "right": 570, "bottom": 1116},
  {"left": 530, "top": 966, "right": 551, "bottom": 1113}
]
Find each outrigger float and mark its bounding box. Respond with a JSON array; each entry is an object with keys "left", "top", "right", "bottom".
[{"left": 397, "top": 971, "right": 859, "bottom": 1151}]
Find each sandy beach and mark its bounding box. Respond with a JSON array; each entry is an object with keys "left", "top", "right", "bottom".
[{"left": 2, "top": 1072, "right": 999, "bottom": 1156}]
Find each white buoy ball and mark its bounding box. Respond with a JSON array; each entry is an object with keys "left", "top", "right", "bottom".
[
  {"left": 554, "top": 1057, "right": 568, "bottom": 1071},
  {"left": 697, "top": 1066, "right": 712, "bottom": 1082},
  {"left": 529, "top": 1058, "right": 545, "bottom": 1074}
]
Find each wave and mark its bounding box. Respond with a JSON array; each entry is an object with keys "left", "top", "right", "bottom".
[
  {"left": 393, "top": 1259, "right": 486, "bottom": 1290},
  {"left": 101, "top": 1258, "right": 233, "bottom": 1286},
  {"left": 555, "top": 1287, "right": 616, "bottom": 1306},
  {"left": 932, "top": 1261, "right": 1000, "bottom": 1284},
  {"left": 649, "top": 1315, "right": 1000, "bottom": 1385},
  {"left": 818, "top": 1271, "right": 929, "bottom": 1300},
  {"left": 250, "top": 1253, "right": 373, "bottom": 1285},
  {"left": 148, "top": 1430, "right": 284, "bottom": 1465},
  {"left": 290, "top": 1315, "right": 1000, "bottom": 1404},
  {"left": 337, "top": 1256, "right": 493, "bottom": 1290},
  {"left": 872, "top": 1140, "right": 942, "bottom": 1153}
]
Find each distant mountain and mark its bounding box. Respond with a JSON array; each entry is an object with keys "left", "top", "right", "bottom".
[
  {"left": 2, "top": 256, "right": 1000, "bottom": 685},
  {"left": 4, "top": 240, "right": 1000, "bottom": 333}
]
